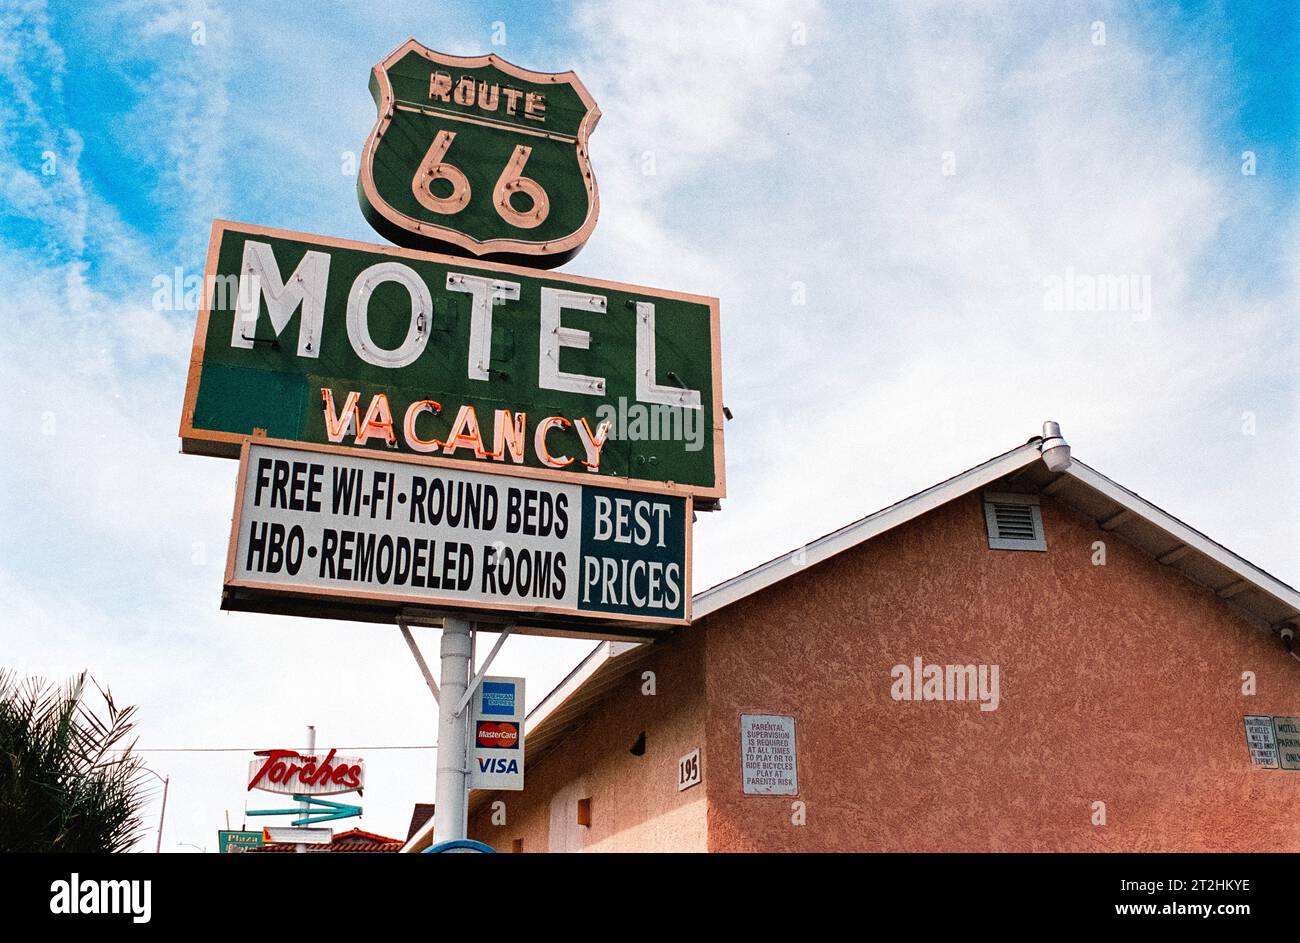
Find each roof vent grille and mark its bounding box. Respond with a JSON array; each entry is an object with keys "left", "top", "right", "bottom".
[{"left": 983, "top": 492, "right": 1046, "bottom": 551}]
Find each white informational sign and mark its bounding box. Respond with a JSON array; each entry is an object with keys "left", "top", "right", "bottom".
[
  {"left": 224, "top": 441, "right": 690, "bottom": 630},
  {"left": 678, "top": 749, "right": 701, "bottom": 791},
  {"left": 470, "top": 676, "right": 525, "bottom": 790},
  {"left": 740, "top": 714, "right": 798, "bottom": 796},
  {"left": 1272, "top": 716, "right": 1300, "bottom": 771},
  {"left": 262, "top": 826, "right": 332, "bottom": 845},
  {"left": 1244, "top": 715, "right": 1279, "bottom": 768}
]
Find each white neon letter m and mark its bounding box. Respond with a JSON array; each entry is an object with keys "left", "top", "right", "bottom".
[{"left": 231, "top": 240, "right": 330, "bottom": 357}]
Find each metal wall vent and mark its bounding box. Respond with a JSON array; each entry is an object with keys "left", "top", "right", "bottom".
[{"left": 983, "top": 492, "right": 1046, "bottom": 551}]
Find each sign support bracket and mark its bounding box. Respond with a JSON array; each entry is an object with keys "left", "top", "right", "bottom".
[
  {"left": 398, "top": 618, "right": 440, "bottom": 706},
  {"left": 410, "top": 616, "right": 516, "bottom": 845},
  {"left": 456, "top": 624, "right": 514, "bottom": 716}
]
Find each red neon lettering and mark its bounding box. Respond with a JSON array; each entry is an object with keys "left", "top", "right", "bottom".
[
  {"left": 248, "top": 748, "right": 361, "bottom": 792},
  {"left": 308, "top": 749, "right": 338, "bottom": 786},
  {"left": 248, "top": 750, "right": 301, "bottom": 791}
]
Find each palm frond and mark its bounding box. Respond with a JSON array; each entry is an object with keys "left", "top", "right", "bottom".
[{"left": 0, "top": 670, "right": 151, "bottom": 853}]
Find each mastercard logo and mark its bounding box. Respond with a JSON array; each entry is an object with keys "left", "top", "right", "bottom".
[{"left": 476, "top": 721, "right": 520, "bottom": 749}]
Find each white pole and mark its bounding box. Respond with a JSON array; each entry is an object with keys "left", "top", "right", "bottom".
[
  {"left": 463, "top": 628, "right": 477, "bottom": 839},
  {"left": 297, "top": 724, "right": 315, "bottom": 854},
  {"left": 433, "top": 617, "right": 473, "bottom": 845},
  {"left": 154, "top": 775, "right": 169, "bottom": 854}
]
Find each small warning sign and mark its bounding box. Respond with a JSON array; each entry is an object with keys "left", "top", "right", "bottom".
[
  {"left": 1244, "top": 715, "right": 1279, "bottom": 768},
  {"left": 740, "top": 714, "right": 798, "bottom": 796}
]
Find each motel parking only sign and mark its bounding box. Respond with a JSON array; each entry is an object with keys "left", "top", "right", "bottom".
[
  {"left": 223, "top": 440, "right": 691, "bottom": 634},
  {"left": 180, "top": 220, "right": 724, "bottom": 507}
]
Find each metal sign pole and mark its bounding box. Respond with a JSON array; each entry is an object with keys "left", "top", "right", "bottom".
[
  {"left": 154, "top": 775, "right": 169, "bottom": 854},
  {"left": 433, "top": 618, "right": 472, "bottom": 844},
  {"left": 297, "top": 725, "right": 314, "bottom": 853},
  {"left": 462, "top": 627, "right": 476, "bottom": 839}
]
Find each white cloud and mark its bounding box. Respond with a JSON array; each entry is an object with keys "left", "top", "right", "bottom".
[
  {"left": 558, "top": 1, "right": 1298, "bottom": 588},
  {"left": 565, "top": 0, "right": 819, "bottom": 288}
]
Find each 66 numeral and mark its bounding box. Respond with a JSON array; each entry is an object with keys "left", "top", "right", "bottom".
[{"left": 411, "top": 130, "right": 550, "bottom": 229}]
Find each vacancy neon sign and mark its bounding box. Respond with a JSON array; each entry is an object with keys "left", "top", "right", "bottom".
[
  {"left": 247, "top": 749, "right": 364, "bottom": 796},
  {"left": 179, "top": 222, "right": 725, "bottom": 504}
]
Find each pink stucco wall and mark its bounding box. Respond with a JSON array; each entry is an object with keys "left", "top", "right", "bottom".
[
  {"left": 704, "top": 490, "right": 1299, "bottom": 851},
  {"left": 469, "top": 629, "right": 708, "bottom": 852},
  {"left": 470, "top": 487, "right": 1298, "bottom": 852}
]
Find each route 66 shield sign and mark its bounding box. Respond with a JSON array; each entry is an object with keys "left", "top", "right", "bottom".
[{"left": 358, "top": 39, "right": 601, "bottom": 269}]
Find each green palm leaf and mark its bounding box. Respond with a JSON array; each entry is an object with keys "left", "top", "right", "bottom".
[{"left": 0, "top": 670, "right": 154, "bottom": 853}]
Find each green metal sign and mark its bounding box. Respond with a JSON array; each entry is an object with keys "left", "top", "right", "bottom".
[
  {"left": 218, "top": 830, "right": 264, "bottom": 854},
  {"left": 180, "top": 221, "right": 725, "bottom": 505},
  {"left": 358, "top": 40, "right": 600, "bottom": 268}
]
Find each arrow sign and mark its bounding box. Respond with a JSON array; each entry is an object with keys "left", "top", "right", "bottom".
[
  {"left": 246, "top": 794, "right": 363, "bottom": 827},
  {"left": 287, "top": 795, "right": 363, "bottom": 826}
]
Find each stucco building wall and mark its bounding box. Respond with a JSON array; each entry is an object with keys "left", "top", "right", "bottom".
[
  {"left": 469, "top": 629, "right": 708, "bottom": 852},
  {"left": 704, "top": 490, "right": 1299, "bottom": 851},
  {"left": 469, "top": 487, "right": 1298, "bottom": 852}
]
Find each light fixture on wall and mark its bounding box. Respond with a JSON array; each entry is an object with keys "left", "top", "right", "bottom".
[
  {"left": 1280, "top": 623, "right": 1299, "bottom": 664},
  {"left": 1040, "top": 420, "right": 1072, "bottom": 472}
]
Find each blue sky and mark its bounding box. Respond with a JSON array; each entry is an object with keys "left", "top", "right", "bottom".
[{"left": 1, "top": 0, "right": 1297, "bottom": 850}]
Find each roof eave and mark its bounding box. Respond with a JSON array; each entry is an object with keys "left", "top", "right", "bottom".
[{"left": 693, "top": 441, "right": 1045, "bottom": 620}]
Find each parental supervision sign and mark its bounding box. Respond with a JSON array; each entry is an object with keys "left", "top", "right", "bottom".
[
  {"left": 740, "top": 714, "right": 798, "bottom": 796},
  {"left": 222, "top": 440, "right": 690, "bottom": 632}
]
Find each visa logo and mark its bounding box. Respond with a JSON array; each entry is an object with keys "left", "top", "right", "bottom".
[{"left": 478, "top": 757, "right": 520, "bottom": 774}]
